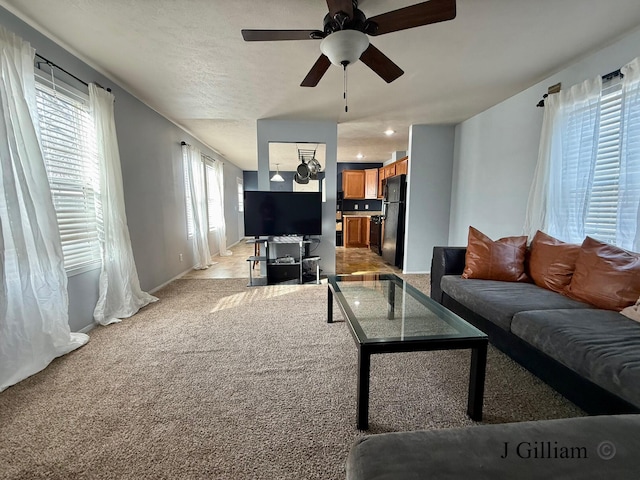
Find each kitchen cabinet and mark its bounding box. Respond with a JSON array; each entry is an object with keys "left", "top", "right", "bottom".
[
  {"left": 365, "top": 217, "right": 371, "bottom": 246},
  {"left": 378, "top": 165, "right": 396, "bottom": 198},
  {"left": 377, "top": 168, "right": 386, "bottom": 199},
  {"left": 384, "top": 164, "right": 396, "bottom": 179},
  {"left": 342, "top": 170, "right": 366, "bottom": 199},
  {"left": 395, "top": 156, "right": 408, "bottom": 176},
  {"left": 365, "top": 168, "right": 378, "bottom": 199},
  {"left": 377, "top": 157, "right": 409, "bottom": 198},
  {"left": 344, "top": 216, "right": 369, "bottom": 248}
]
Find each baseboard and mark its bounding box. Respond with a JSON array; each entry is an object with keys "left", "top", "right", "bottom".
[
  {"left": 209, "top": 239, "right": 241, "bottom": 258},
  {"left": 149, "top": 267, "right": 194, "bottom": 294},
  {"left": 150, "top": 239, "right": 242, "bottom": 294},
  {"left": 77, "top": 323, "right": 97, "bottom": 334}
]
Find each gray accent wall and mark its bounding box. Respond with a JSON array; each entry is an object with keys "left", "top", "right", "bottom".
[
  {"left": 256, "top": 119, "right": 337, "bottom": 275},
  {"left": 0, "top": 7, "right": 243, "bottom": 332},
  {"left": 404, "top": 125, "right": 455, "bottom": 274},
  {"left": 449, "top": 24, "right": 640, "bottom": 245}
]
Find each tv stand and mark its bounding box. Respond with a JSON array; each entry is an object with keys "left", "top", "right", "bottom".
[{"left": 246, "top": 236, "right": 320, "bottom": 286}]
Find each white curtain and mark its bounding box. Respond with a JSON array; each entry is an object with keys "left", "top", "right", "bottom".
[
  {"left": 90, "top": 84, "right": 157, "bottom": 325},
  {"left": 523, "top": 93, "right": 559, "bottom": 238},
  {"left": 211, "top": 160, "right": 232, "bottom": 256},
  {"left": 0, "top": 27, "right": 88, "bottom": 392},
  {"left": 618, "top": 57, "right": 640, "bottom": 251},
  {"left": 183, "top": 144, "right": 213, "bottom": 268},
  {"left": 524, "top": 76, "right": 602, "bottom": 242}
]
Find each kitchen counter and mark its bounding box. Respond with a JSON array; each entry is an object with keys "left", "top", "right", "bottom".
[{"left": 341, "top": 211, "right": 382, "bottom": 217}]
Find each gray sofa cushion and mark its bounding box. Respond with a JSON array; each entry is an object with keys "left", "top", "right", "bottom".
[
  {"left": 347, "top": 414, "right": 640, "bottom": 480},
  {"left": 440, "top": 276, "right": 593, "bottom": 331},
  {"left": 512, "top": 309, "right": 640, "bottom": 408}
]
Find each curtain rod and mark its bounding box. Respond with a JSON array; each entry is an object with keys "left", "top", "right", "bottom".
[
  {"left": 536, "top": 68, "right": 623, "bottom": 107},
  {"left": 181, "top": 141, "right": 223, "bottom": 164},
  {"left": 35, "top": 53, "right": 111, "bottom": 92}
]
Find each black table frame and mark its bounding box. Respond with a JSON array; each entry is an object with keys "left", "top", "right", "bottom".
[{"left": 328, "top": 274, "right": 488, "bottom": 430}]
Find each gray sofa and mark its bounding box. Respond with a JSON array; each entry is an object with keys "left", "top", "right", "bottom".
[
  {"left": 347, "top": 414, "right": 640, "bottom": 479},
  {"left": 345, "top": 248, "right": 640, "bottom": 480},
  {"left": 430, "top": 246, "right": 640, "bottom": 414}
]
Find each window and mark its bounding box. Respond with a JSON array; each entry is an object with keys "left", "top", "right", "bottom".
[
  {"left": 583, "top": 83, "right": 623, "bottom": 244},
  {"left": 538, "top": 70, "right": 640, "bottom": 252},
  {"left": 237, "top": 177, "right": 244, "bottom": 213},
  {"left": 185, "top": 153, "right": 222, "bottom": 234},
  {"left": 184, "top": 154, "right": 195, "bottom": 237},
  {"left": 205, "top": 160, "right": 220, "bottom": 230},
  {"left": 35, "top": 75, "right": 101, "bottom": 274}
]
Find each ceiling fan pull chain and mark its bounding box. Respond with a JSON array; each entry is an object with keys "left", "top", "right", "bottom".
[{"left": 344, "top": 63, "right": 348, "bottom": 113}]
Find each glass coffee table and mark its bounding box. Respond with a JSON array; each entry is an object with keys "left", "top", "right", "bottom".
[{"left": 327, "top": 273, "right": 488, "bottom": 430}]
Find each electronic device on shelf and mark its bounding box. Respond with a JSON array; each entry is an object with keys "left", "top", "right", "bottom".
[
  {"left": 243, "top": 191, "right": 322, "bottom": 237},
  {"left": 275, "top": 256, "right": 295, "bottom": 264}
]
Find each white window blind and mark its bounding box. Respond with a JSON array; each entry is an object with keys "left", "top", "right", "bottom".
[
  {"left": 35, "top": 77, "right": 102, "bottom": 274},
  {"left": 584, "top": 83, "right": 623, "bottom": 244}
]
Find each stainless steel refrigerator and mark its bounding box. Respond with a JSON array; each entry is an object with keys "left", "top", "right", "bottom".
[{"left": 381, "top": 174, "right": 407, "bottom": 268}]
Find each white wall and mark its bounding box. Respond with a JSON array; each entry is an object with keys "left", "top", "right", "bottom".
[
  {"left": 404, "top": 125, "right": 455, "bottom": 273},
  {"left": 449, "top": 25, "right": 640, "bottom": 245}
]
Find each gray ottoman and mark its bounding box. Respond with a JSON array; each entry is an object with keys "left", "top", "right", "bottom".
[{"left": 346, "top": 415, "right": 640, "bottom": 479}]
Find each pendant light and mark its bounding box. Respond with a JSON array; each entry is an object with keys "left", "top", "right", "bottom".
[{"left": 271, "top": 164, "right": 284, "bottom": 182}]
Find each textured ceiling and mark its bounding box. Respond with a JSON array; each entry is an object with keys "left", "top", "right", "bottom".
[{"left": 3, "top": 0, "right": 640, "bottom": 171}]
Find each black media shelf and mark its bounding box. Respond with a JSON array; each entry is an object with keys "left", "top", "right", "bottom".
[{"left": 246, "top": 237, "right": 320, "bottom": 286}]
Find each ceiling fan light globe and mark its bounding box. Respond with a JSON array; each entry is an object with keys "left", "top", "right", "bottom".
[{"left": 320, "top": 30, "right": 369, "bottom": 67}]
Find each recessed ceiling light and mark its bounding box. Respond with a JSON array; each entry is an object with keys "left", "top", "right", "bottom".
[
  {"left": 384, "top": 129, "right": 395, "bottom": 136},
  {"left": 356, "top": 153, "right": 364, "bottom": 159}
]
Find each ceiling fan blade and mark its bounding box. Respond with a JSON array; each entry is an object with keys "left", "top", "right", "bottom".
[
  {"left": 241, "top": 29, "right": 321, "bottom": 41},
  {"left": 301, "top": 55, "right": 332, "bottom": 87},
  {"left": 367, "top": 0, "right": 456, "bottom": 36},
  {"left": 359, "top": 44, "right": 404, "bottom": 83},
  {"left": 326, "top": 0, "right": 354, "bottom": 20}
]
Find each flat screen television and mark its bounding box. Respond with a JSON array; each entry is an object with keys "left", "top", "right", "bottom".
[{"left": 243, "top": 191, "right": 322, "bottom": 237}]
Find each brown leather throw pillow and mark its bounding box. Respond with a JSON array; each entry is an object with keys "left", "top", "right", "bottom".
[
  {"left": 565, "top": 236, "right": 640, "bottom": 311},
  {"left": 462, "top": 226, "right": 528, "bottom": 282},
  {"left": 528, "top": 230, "right": 580, "bottom": 293}
]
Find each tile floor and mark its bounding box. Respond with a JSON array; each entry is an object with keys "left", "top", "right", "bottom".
[{"left": 182, "top": 239, "right": 402, "bottom": 281}]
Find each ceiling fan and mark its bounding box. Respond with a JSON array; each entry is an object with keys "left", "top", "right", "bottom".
[{"left": 241, "top": 0, "right": 456, "bottom": 87}]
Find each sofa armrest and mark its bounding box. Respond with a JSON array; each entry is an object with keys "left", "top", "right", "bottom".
[{"left": 430, "top": 246, "right": 467, "bottom": 304}]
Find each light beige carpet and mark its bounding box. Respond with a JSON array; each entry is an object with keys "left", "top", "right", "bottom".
[{"left": 0, "top": 277, "right": 583, "bottom": 479}]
